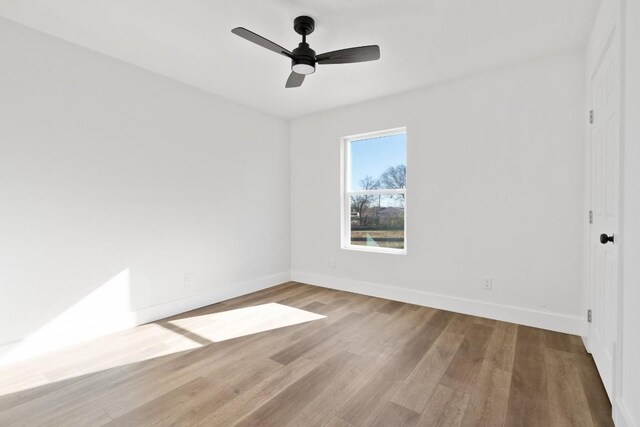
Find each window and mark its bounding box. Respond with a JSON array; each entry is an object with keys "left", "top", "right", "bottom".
[{"left": 341, "top": 128, "right": 407, "bottom": 254}]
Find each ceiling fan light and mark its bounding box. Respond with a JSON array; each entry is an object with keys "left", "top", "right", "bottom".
[{"left": 292, "top": 62, "right": 315, "bottom": 75}]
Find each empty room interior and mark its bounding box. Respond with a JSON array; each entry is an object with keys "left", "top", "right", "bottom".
[{"left": 1, "top": 1, "right": 639, "bottom": 426}]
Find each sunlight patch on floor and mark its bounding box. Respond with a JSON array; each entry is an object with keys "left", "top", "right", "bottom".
[
  {"left": 167, "top": 303, "right": 326, "bottom": 343},
  {"left": 0, "top": 303, "right": 324, "bottom": 397}
]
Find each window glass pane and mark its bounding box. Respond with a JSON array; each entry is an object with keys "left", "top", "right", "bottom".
[
  {"left": 349, "top": 133, "right": 406, "bottom": 191},
  {"left": 350, "top": 194, "right": 405, "bottom": 249}
]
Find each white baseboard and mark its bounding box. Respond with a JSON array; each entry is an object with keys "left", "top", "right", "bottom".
[
  {"left": 291, "top": 271, "right": 586, "bottom": 336},
  {"left": 134, "top": 271, "right": 291, "bottom": 325},
  {"left": 0, "top": 271, "right": 290, "bottom": 367},
  {"left": 614, "top": 398, "right": 637, "bottom": 427}
]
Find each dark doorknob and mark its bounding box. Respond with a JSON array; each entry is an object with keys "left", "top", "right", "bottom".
[{"left": 600, "top": 233, "right": 614, "bottom": 244}]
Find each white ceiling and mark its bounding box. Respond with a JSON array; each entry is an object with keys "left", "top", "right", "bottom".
[{"left": 0, "top": 0, "right": 600, "bottom": 118}]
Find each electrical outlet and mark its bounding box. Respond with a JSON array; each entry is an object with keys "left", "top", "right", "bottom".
[
  {"left": 184, "top": 273, "right": 192, "bottom": 288},
  {"left": 329, "top": 259, "right": 336, "bottom": 269},
  {"left": 483, "top": 277, "right": 492, "bottom": 290}
]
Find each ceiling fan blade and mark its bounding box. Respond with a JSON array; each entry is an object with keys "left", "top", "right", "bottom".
[
  {"left": 231, "top": 27, "right": 292, "bottom": 58},
  {"left": 316, "top": 45, "right": 380, "bottom": 65},
  {"left": 285, "top": 72, "right": 305, "bottom": 88}
]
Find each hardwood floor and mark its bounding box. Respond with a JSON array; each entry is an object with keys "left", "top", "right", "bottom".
[{"left": 0, "top": 282, "right": 613, "bottom": 426}]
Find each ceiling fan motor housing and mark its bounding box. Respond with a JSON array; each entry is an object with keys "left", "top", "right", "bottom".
[{"left": 292, "top": 42, "right": 316, "bottom": 74}]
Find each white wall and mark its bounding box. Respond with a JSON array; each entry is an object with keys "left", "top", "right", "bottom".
[
  {"left": 620, "top": 0, "right": 640, "bottom": 424},
  {"left": 291, "top": 51, "right": 586, "bottom": 334},
  {"left": 0, "top": 18, "right": 290, "bottom": 362}
]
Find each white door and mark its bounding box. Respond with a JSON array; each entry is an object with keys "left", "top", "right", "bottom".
[{"left": 588, "top": 29, "right": 621, "bottom": 400}]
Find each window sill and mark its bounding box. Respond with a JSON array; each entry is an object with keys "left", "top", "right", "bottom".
[{"left": 341, "top": 245, "right": 407, "bottom": 255}]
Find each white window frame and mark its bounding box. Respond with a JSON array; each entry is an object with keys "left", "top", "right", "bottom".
[{"left": 340, "top": 127, "right": 407, "bottom": 255}]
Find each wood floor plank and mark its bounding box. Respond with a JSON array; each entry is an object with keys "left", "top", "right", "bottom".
[
  {"left": 195, "top": 357, "right": 319, "bottom": 426},
  {"left": 573, "top": 353, "right": 614, "bottom": 426},
  {"left": 104, "top": 376, "right": 212, "bottom": 426},
  {"left": 276, "top": 286, "right": 332, "bottom": 307},
  {"left": 337, "top": 310, "right": 454, "bottom": 426},
  {"left": 544, "top": 348, "right": 594, "bottom": 426},
  {"left": 301, "top": 312, "right": 381, "bottom": 364},
  {"left": 301, "top": 301, "right": 326, "bottom": 312},
  {"left": 0, "top": 383, "right": 112, "bottom": 427},
  {"left": 323, "top": 417, "right": 354, "bottom": 427},
  {"left": 443, "top": 313, "right": 476, "bottom": 335},
  {"left": 440, "top": 323, "right": 494, "bottom": 394},
  {"left": 505, "top": 326, "right": 551, "bottom": 426},
  {"left": 391, "top": 331, "right": 464, "bottom": 413},
  {"left": 285, "top": 350, "right": 392, "bottom": 427},
  {"left": 543, "top": 329, "right": 588, "bottom": 355},
  {"left": 98, "top": 342, "right": 272, "bottom": 418},
  {"left": 345, "top": 294, "right": 392, "bottom": 314},
  {"left": 377, "top": 300, "right": 405, "bottom": 314},
  {"left": 234, "top": 351, "right": 359, "bottom": 427},
  {"left": 460, "top": 360, "right": 511, "bottom": 426},
  {"left": 0, "top": 367, "right": 67, "bottom": 412},
  {"left": 105, "top": 358, "right": 282, "bottom": 426},
  {"left": 418, "top": 383, "right": 470, "bottom": 427},
  {"left": 369, "top": 401, "right": 421, "bottom": 427},
  {"left": 0, "top": 342, "right": 201, "bottom": 424},
  {"left": 483, "top": 321, "right": 517, "bottom": 372},
  {"left": 269, "top": 312, "right": 363, "bottom": 365},
  {"left": 347, "top": 305, "right": 435, "bottom": 358}
]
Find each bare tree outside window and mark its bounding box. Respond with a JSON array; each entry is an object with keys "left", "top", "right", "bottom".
[
  {"left": 379, "top": 164, "right": 406, "bottom": 202},
  {"left": 350, "top": 175, "right": 379, "bottom": 226},
  {"left": 380, "top": 164, "right": 406, "bottom": 190}
]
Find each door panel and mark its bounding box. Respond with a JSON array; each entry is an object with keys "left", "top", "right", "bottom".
[{"left": 589, "top": 29, "right": 620, "bottom": 400}]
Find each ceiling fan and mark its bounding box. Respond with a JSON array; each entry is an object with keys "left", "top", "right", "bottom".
[{"left": 231, "top": 16, "right": 380, "bottom": 88}]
